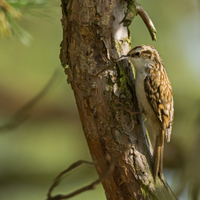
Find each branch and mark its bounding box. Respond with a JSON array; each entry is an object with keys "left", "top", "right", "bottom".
[
  {"left": 137, "top": 5, "right": 157, "bottom": 41},
  {"left": 59, "top": 0, "right": 177, "bottom": 199}
]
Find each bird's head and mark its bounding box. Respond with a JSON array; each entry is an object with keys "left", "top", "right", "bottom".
[{"left": 117, "top": 45, "right": 162, "bottom": 72}]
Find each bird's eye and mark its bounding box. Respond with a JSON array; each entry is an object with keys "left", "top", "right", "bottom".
[{"left": 135, "top": 52, "right": 140, "bottom": 56}]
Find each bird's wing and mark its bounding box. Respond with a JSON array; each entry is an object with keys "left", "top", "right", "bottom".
[{"left": 144, "top": 65, "right": 174, "bottom": 141}]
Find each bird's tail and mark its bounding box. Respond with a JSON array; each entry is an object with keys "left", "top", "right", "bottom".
[{"left": 152, "top": 130, "right": 165, "bottom": 181}]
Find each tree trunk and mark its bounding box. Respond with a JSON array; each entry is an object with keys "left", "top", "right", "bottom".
[{"left": 60, "top": 0, "right": 177, "bottom": 199}]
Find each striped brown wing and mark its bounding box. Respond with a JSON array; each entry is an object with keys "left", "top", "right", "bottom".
[{"left": 144, "top": 66, "right": 174, "bottom": 141}]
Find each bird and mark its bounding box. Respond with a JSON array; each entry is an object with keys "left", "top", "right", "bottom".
[{"left": 117, "top": 45, "right": 174, "bottom": 180}]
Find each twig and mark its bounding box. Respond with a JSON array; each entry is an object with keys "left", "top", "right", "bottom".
[
  {"left": 0, "top": 70, "right": 60, "bottom": 132},
  {"left": 47, "top": 158, "right": 116, "bottom": 200},
  {"left": 47, "top": 160, "right": 94, "bottom": 199},
  {"left": 137, "top": 5, "right": 157, "bottom": 41}
]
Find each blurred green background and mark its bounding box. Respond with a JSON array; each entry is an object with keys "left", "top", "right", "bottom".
[{"left": 0, "top": 0, "right": 200, "bottom": 199}]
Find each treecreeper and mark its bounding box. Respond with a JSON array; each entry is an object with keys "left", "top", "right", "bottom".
[{"left": 117, "top": 45, "right": 174, "bottom": 180}]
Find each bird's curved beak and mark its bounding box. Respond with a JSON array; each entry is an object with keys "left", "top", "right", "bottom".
[{"left": 117, "top": 55, "right": 128, "bottom": 62}]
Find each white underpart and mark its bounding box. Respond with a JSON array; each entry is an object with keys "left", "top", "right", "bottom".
[{"left": 129, "top": 57, "right": 161, "bottom": 149}]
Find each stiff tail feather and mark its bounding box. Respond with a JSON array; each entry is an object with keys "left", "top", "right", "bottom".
[{"left": 152, "top": 130, "right": 165, "bottom": 181}]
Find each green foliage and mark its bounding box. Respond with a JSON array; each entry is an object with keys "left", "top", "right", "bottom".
[{"left": 0, "top": 0, "right": 51, "bottom": 45}]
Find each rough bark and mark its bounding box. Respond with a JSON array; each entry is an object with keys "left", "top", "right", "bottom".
[{"left": 60, "top": 0, "right": 177, "bottom": 199}]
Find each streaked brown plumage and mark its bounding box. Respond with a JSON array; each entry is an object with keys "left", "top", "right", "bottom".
[{"left": 118, "top": 45, "right": 174, "bottom": 180}]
